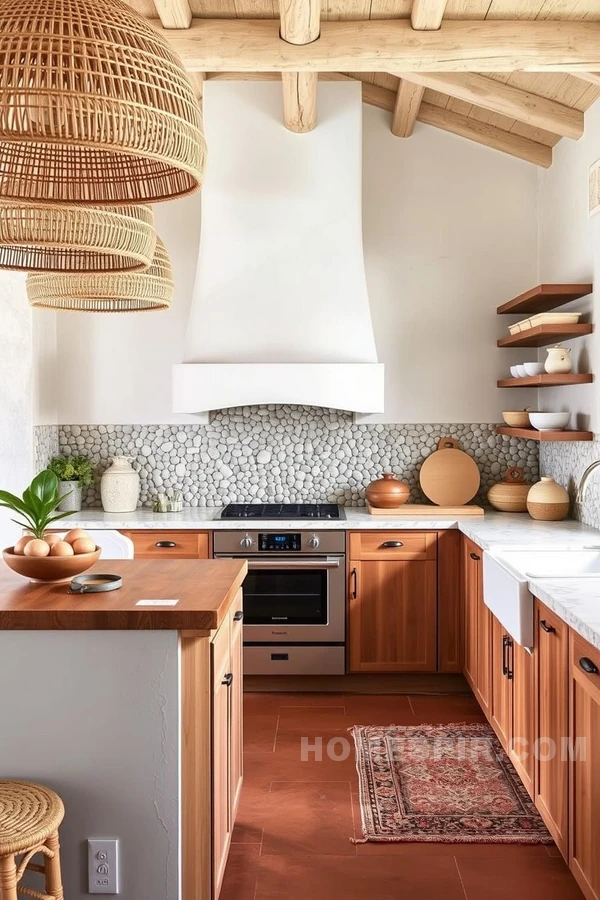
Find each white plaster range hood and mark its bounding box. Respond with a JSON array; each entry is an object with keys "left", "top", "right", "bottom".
[{"left": 173, "top": 81, "right": 384, "bottom": 421}]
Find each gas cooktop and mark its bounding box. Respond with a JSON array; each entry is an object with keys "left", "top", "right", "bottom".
[{"left": 220, "top": 503, "right": 346, "bottom": 520}]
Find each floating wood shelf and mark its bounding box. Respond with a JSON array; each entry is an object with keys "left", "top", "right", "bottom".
[
  {"left": 497, "top": 283, "right": 593, "bottom": 315},
  {"left": 497, "top": 323, "right": 593, "bottom": 348},
  {"left": 497, "top": 374, "right": 594, "bottom": 388},
  {"left": 496, "top": 425, "right": 593, "bottom": 442}
]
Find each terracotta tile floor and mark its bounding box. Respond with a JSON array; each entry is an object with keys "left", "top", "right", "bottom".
[{"left": 220, "top": 692, "right": 584, "bottom": 900}]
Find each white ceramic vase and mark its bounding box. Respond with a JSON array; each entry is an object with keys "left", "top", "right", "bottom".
[
  {"left": 101, "top": 456, "right": 140, "bottom": 513},
  {"left": 545, "top": 346, "right": 572, "bottom": 374}
]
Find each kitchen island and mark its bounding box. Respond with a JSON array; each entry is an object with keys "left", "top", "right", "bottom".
[{"left": 0, "top": 558, "right": 247, "bottom": 900}]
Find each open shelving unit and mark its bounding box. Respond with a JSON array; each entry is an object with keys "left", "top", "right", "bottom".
[{"left": 496, "top": 282, "right": 594, "bottom": 442}]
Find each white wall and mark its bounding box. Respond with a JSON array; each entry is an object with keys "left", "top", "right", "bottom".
[
  {"left": 0, "top": 272, "right": 34, "bottom": 546},
  {"left": 46, "top": 88, "right": 539, "bottom": 425},
  {"left": 537, "top": 100, "right": 600, "bottom": 433},
  {"left": 0, "top": 630, "right": 180, "bottom": 900}
]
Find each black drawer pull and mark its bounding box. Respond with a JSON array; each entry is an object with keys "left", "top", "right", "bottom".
[
  {"left": 502, "top": 634, "right": 509, "bottom": 676},
  {"left": 540, "top": 619, "right": 556, "bottom": 634},
  {"left": 271, "top": 653, "right": 289, "bottom": 661},
  {"left": 381, "top": 541, "right": 404, "bottom": 548},
  {"left": 155, "top": 541, "right": 176, "bottom": 548},
  {"left": 350, "top": 567, "right": 358, "bottom": 600},
  {"left": 470, "top": 552, "right": 480, "bottom": 561},
  {"left": 579, "top": 657, "right": 599, "bottom": 675},
  {"left": 222, "top": 673, "right": 233, "bottom": 686},
  {"left": 233, "top": 610, "right": 244, "bottom": 622}
]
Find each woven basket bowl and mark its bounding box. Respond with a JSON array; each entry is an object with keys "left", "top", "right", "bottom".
[
  {"left": 26, "top": 236, "right": 173, "bottom": 312},
  {"left": 0, "top": 0, "right": 205, "bottom": 205},
  {"left": 0, "top": 203, "right": 156, "bottom": 273},
  {"left": 3, "top": 547, "right": 101, "bottom": 583}
]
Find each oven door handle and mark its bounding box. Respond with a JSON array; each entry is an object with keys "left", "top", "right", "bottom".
[{"left": 244, "top": 558, "right": 341, "bottom": 570}]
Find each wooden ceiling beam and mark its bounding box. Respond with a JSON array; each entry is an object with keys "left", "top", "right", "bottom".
[
  {"left": 156, "top": 19, "right": 600, "bottom": 73},
  {"left": 574, "top": 72, "right": 600, "bottom": 87},
  {"left": 391, "top": 80, "right": 424, "bottom": 137},
  {"left": 152, "top": 0, "right": 192, "bottom": 29},
  {"left": 280, "top": 0, "right": 320, "bottom": 133},
  {"left": 354, "top": 80, "right": 552, "bottom": 168},
  {"left": 411, "top": 0, "right": 448, "bottom": 30},
  {"left": 398, "top": 71, "right": 583, "bottom": 140}
]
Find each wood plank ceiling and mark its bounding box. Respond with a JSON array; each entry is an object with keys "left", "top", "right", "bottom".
[{"left": 126, "top": 0, "right": 600, "bottom": 166}]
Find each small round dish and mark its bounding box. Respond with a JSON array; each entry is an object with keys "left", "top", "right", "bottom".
[
  {"left": 523, "top": 362, "right": 545, "bottom": 377},
  {"left": 515, "top": 365, "right": 528, "bottom": 378},
  {"left": 528, "top": 411, "right": 571, "bottom": 431},
  {"left": 502, "top": 410, "right": 531, "bottom": 428},
  {"left": 70, "top": 574, "right": 123, "bottom": 594},
  {"left": 510, "top": 365, "right": 520, "bottom": 378}
]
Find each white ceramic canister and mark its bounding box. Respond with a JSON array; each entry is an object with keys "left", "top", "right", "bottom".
[
  {"left": 545, "top": 345, "right": 572, "bottom": 374},
  {"left": 100, "top": 456, "right": 140, "bottom": 513}
]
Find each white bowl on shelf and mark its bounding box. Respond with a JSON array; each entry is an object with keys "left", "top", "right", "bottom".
[
  {"left": 515, "top": 365, "right": 528, "bottom": 377},
  {"left": 510, "top": 365, "right": 521, "bottom": 378},
  {"left": 523, "top": 362, "right": 545, "bottom": 377},
  {"left": 529, "top": 412, "right": 571, "bottom": 431}
]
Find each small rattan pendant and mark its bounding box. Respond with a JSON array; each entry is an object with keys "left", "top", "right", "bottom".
[
  {"left": 26, "top": 237, "right": 174, "bottom": 312},
  {"left": 0, "top": 203, "right": 156, "bottom": 272},
  {"left": 0, "top": 0, "right": 205, "bottom": 205}
]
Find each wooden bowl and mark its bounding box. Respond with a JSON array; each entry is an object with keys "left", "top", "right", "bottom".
[
  {"left": 2, "top": 547, "right": 101, "bottom": 583},
  {"left": 365, "top": 474, "right": 410, "bottom": 509},
  {"left": 502, "top": 410, "right": 531, "bottom": 428}
]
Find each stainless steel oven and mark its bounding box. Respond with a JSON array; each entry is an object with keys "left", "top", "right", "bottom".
[{"left": 213, "top": 530, "right": 346, "bottom": 675}]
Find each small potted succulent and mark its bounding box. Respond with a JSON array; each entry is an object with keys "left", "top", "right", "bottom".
[{"left": 49, "top": 456, "right": 95, "bottom": 512}]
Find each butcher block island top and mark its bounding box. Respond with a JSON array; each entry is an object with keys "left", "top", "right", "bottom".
[{"left": 0, "top": 558, "right": 247, "bottom": 631}]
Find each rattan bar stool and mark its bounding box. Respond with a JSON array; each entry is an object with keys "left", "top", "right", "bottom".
[{"left": 0, "top": 781, "right": 64, "bottom": 900}]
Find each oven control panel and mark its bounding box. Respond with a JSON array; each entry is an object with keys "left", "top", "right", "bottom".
[{"left": 259, "top": 533, "right": 301, "bottom": 552}]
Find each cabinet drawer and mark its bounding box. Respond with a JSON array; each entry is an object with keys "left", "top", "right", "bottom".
[
  {"left": 349, "top": 531, "right": 437, "bottom": 561},
  {"left": 122, "top": 530, "right": 209, "bottom": 559}
]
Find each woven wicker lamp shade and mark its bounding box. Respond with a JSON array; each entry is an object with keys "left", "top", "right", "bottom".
[
  {"left": 0, "top": 203, "right": 156, "bottom": 272},
  {"left": 27, "top": 237, "right": 174, "bottom": 312},
  {"left": 0, "top": 0, "right": 205, "bottom": 205}
]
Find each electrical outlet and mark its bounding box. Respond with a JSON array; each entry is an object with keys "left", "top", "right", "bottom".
[{"left": 88, "top": 839, "right": 119, "bottom": 894}]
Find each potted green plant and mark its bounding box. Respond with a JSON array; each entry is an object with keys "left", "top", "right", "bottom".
[
  {"left": 49, "top": 456, "right": 95, "bottom": 512},
  {"left": 0, "top": 470, "right": 75, "bottom": 540}
]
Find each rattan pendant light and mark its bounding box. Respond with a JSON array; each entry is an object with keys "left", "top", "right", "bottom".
[
  {"left": 0, "top": 203, "right": 156, "bottom": 272},
  {"left": 26, "top": 237, "right": 173, "bottom": 312},
  {"left": 0, "top": 0, "right": 205, "bottom": 205}
]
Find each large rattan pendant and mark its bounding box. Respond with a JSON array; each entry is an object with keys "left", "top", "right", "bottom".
[
  {"left": 26, "top": 237, "right": 174, "bottom": 312},
  {"left": 0, "top": 203, "right": 156, "bottom": 272},
  {"left": 0, "top": 0, "right": 205, "bottom": 205}
]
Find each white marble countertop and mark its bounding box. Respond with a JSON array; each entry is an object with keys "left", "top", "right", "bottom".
[{"left": 61, "top": 507, "right": 600, "bottom": 651}]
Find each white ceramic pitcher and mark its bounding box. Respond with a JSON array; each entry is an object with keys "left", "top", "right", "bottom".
[{"left": 544, "top": 345, "right": 572, "bottom": 375}]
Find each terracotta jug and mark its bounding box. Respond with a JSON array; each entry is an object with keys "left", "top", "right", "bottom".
[
  {"left": 545, "top": 345, "right": 572, "bottom": 375},
  {"left": 527, "top": 477, "right": 569, "bottom": 521},
  {"left": 487, "top": 467, "right": 531, "bottom": 513},
  {"left": 365, "top": 474, "right": 410, "bottom": 509}
]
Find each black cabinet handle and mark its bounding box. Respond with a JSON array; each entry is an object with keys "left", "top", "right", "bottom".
[
  {"left": 502, "top": 634, "right": 509, "bottom": 676},
  {"left": 155, "top": 541, "right": 176, "bottom": 548},
  {"left": 506, "top": 636, "right": 514, "bottom": 680},
  {"left": 470, "top": 552, "right": 481, "bottom": 561},
  {"left": 233, "top": 610, "right": 244, "bottom": 622},
  {"left": 579, "top": 657, "right": 599, "bottom": 675},
  {"left": 222, "top": 673, "right": 233, "bottom": 686},
  {"left": 350, "top": 567, "right": 358, "bottom": 599},
  {"left": 540, "top": 619, "right": 556, "bottom": 634},
  {"left": 381, "top": 541, "right": 403, "bottom": 548}
]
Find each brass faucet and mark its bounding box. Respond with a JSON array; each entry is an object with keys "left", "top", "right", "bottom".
[{"left": 575, "top": 460, "right": 600, "bottom": 507}]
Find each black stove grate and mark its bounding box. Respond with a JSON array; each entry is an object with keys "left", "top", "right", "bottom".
[{"left": 220, "top": 503, "right": 345, "bottom": 520}]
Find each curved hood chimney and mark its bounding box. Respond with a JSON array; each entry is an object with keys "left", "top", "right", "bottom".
[{"left": 173, "top": 80, "right": 384, "bottom": 420}]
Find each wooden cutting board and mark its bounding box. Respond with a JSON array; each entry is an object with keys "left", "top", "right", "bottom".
[{"left": 419, "top": 437, "right": 481, "bottom": 507}]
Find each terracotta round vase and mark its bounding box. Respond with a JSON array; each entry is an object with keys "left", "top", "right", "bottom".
[
  {"left": 527, "top": 477, "right": 570, "bottom": 521},
  {"left": 487, "top": 466, "right": 532, "bottom": 513},
  {"left": 365, "top": 474, "right": 410, "bottom": 509}
]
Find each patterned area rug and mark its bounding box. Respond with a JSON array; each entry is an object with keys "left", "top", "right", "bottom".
[{"left": 351, "top": 723, "right": 552, "bottom": 843}]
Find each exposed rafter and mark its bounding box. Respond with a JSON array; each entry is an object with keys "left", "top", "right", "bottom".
[
  {"left": 152, "top": 0, "right": 192, "bottom": 29},
  {"left": 280, "top": 0, "right": 321, "bottom": 132},
  {"left": 411, "top": 0, "right": 448, "bottom": 31},
  {"left": 398, "top": 71, "right": 583, "bottom": 140},
  {"left": 575, "top": 72, "right": 600, "bottom": 87},
  {"left": 391, "top": 80, "right": 424, "bottom": 137},
  {"left": 155, "top": 19, "right": 600, "bottom": 72}
]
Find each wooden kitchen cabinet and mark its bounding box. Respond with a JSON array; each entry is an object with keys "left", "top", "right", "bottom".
[
  {"left": 569, "top": 631, "right": 600, "bottom": 900},
  {"left": 461, "top": 538, "right": 492, "bottom": 717},
  {"left": 120, "top": 529, "right": 210, "bottom": 559},
  {"left": 510, "top": 638, "right": 535, "bottom": 798},
  {"left": 348, "top": 532, "right": 437, "bottom": 673},
  {"left": 535, "top": 600, "right": 569, "bottom": 857},
  {"left": 491, "top": 615, "right": 512, "bottom": 750}
]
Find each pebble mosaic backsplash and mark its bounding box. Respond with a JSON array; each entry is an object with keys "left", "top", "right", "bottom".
[
  {"left": 541, "top": 439, "right": 600, "bottom": 531},
  {"left": 34, "top": 424, "right": 59, "bottom": 474},
  {"left": 34, "top": 407, "right": 539, "bottom": 510}
]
